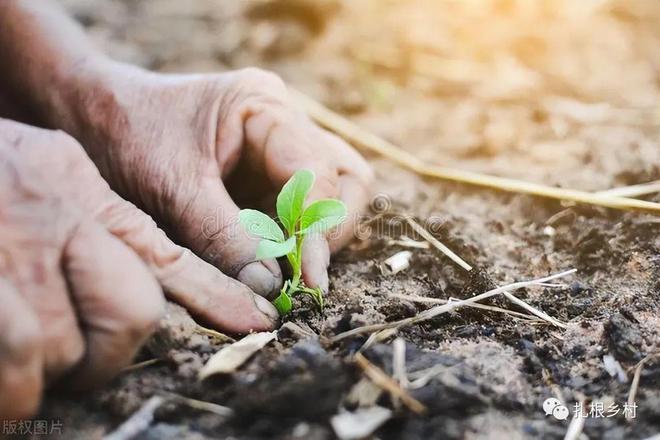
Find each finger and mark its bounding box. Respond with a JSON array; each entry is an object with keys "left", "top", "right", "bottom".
[
  {"left": 0, "top": 278, "right": 44, "bottom": 419},
  {"left": 11, "top": 242, "right": 86, "bottom": 384},
  {"left": 246, "top": 114, "right": 343, "bottom": 292},
  {"left": 301, "top": 234, "right": 331, "bottom": 293},
  {"left": 318, "top": 129, "right": 373, "bottom": 252},
  {"left": 252, "top": 119, "right": 370, "bottom": 291},
  {"left": 157, "top": 253, "right": 279, "bottom": 333},
  {"left": 174, "top": 178, "right": 283, "bottom": 299},
  {"left": 320, "top": 129, "right": 374, "bottom": 189},
  {"left": 96, "top": 194, "right": 279, "bottom": 331},
  {"left": 61, "top": 220, "right": 165, "bottom": 389},
  {"left": 246, "top": 111, "right": 341, "bottom": 202},
  {"left": 30, "top": 131, "right": 278, "bottom": 333}
]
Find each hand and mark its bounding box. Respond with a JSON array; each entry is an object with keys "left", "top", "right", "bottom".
[
  {"left": 69, "top": 66, "right": 373, "bottom": 298},
  {"left": 0, "top": 119, "right": 278, "bottom": 418}
]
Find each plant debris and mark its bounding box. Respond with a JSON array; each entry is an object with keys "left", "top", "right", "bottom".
[{"left": 198, "top": 331, "right": 277, "bottom": 379}]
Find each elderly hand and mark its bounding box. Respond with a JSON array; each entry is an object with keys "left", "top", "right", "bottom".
[
  {"left": 68, "top": 65, "right": 373, "bottom": 299},
  {"left": 0, "top": 119, "right": 278, "bottom": 419}
]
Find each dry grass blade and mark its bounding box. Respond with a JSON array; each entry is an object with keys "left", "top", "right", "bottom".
[
  {"left": 121, "top": 358, "right": 161, "bottom": 373},
  {"left": 198, "top": 331, "right": 276, "bottom": 379},
  {"left": 292, "top": 89, "right": 660, "bottom": 214},
  {"left": 564, "top": 397, "right": 586, "bottom": 440},
  {"left": 392, "top": 338, "right": 408, "bottom": 388},
  {"left": 332, "top": 269, "right": 577, "bottom": 342},
  {"left": 195, "top": 325, "right": 236, "bottom": 343},
  {"left": 595, "top": 180, "right": 660, "bottom": 198},
  {"left": 388, "top": 235, "right": 430, "bottom": 249},
  {"left": 104, "top": 396, "right": 163, "bottom": 440},
  {"left": 501, "top": 291, "right": 567, "bottom": 328},
  {"left": 160, "top": 392, "right": 233, "bottom": 417},
  {"left": 627, "top": 352, "right": 660, "bottom": 421},
  {"left": 407, "top": 364, "right": 450, "bottom": 390},
  {"left": 354, "top": 352, "right": 426, "bottom": 414},
  {"left": 391, "top": 292, "right": 543, "bottom": 321},
  {"left": 405, "top": 216, "right": 472, "bottom": 271},
  {"left": 358, "top": 328, "right": 397, "bottom": 352}
]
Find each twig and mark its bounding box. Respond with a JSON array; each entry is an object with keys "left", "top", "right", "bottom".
[
  {"left": 448, "top": 296, "right": 544, "bottom": 322},
  {"left": 405, "top": 216, "right": 472, "bottom": 271},
  {"left": 159, "top": 391, "right": 233, "bottom": 417},
  {"left": 387, "top": 235, "right": 430, "bottom": 249},
  {"left": 195, "top": 325, "right": 236, "bottom": 343},
  {"left": 292, "top": 89, "right": 660, "bottom": 214},
  {"left": 392, "top": 338, "right": 408, "bottom": 388},
  {"left": 121, "top": 358, "right": 161, "bottom": 373},
  {"left": 627, "top": 352, "right": 660, "bottom": 421},
  {"left": 501, "top": 291, "right": 567, "bottom": 328},
  {"left": 391, "top": 292, "right": 542, "bottom": 321},
  {"left": 354, "top": 352, "right": 426, "bottom": 414},
  {"left": 564, "top": 397, "right": 586, "bottom": 440},
  {"left": 103, "top": 396, "right": 163, "bottom": 440},
  {"left": 331, "top": 269, "right": 577, "bottom": 342},
  {"left": 595, "top": 180, "right": 660, "bottom": 198},
  {"left": 358, "top": 328, "right": 397, "bottom": 352},
  {"left": 407, "top": 364, "right": 449, "bottom": 390}
]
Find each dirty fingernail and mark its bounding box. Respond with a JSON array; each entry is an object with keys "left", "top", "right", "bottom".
[
  {"left": 254, "top": 295, "right": 280, "bottom": 322},
  {"left": 238, "top": 261, "right": 281, "bottom": 298}
]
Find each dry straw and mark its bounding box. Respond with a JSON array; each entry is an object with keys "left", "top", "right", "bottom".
[
  {"left": 293, "top": 90, "right": 660, "bottom": 214},
  {"left": 331, "top": 269, "right": 576, "bottom": 342}
]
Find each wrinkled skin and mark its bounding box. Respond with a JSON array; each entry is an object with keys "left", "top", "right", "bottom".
[
  {"left": 0, "top": 1, "right": 373, "bottom": 420},
  {"left": 67, "top": 65, "right": 374, "bottom": 298},
  {"left": 0, "top": 68, "right": 373, "bottom": 420},
  {"left": 0, "top": 119, "right": 279, "bottom": 419}
]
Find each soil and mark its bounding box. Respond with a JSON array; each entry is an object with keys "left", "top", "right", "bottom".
[{"left": 40, "top": 1, "right": 659, "bottom": 439}]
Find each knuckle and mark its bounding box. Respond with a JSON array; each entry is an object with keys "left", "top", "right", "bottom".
[
  {"left": 310, "top": 164, "right": 339, "bottom": 196},
  {"left": 236, "top": 67, "right": 287, "bottom": 95},
  {"left": 51, "top": 130, "right": 84, "bottom": 155},
  {"left": 50, "top": 131, "right": 95, "bottom": 172},
  {"left": 361, "top": 162, "right": 376, "bottom": 188},
  {"left": 2, "top": 320, "right": 42, "bottom": 367},
  {"left": 50, "top": 332, "right": 85, "bottom": 373},
  {"left": 103, "top": 199, "right": 186, "bottom": 270},
  {"left": 120, "top": 288, "right": 165, "bottom": 341}
]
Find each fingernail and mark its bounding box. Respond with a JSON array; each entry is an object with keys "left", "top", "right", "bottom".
[
  {"left": 238, "top": 262, "right": 281, "bottom": 298},
  {"left": 254, "top": 295, "right": 280, "bottom": 322}
]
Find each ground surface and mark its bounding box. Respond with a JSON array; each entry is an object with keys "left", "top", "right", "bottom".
[{"left": 41, "top": 1, "right": 659, "bottom": 439}]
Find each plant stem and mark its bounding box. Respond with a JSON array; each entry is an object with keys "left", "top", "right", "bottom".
[{"left": 291, "top": 234, "right": 304, "bottom": 286}]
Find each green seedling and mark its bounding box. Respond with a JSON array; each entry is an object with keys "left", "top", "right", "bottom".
[{"left": 239, "top": 169, "right": 347, "bottom": 316}]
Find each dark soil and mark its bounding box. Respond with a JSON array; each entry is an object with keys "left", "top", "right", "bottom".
[{"left": 40, "top": 1, "right": 660, "bottom": 439}]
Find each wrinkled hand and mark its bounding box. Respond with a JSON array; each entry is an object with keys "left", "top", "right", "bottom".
[
  {"left": 0, "top": 119, "right": 278, "bottom": 419},
  {"left": 74, "top": 66, "right": 373, "bottom": 298}
]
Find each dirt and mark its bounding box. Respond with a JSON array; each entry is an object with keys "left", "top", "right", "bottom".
[{"left": 39, "top": 0, "right": 660, "bottom": 439}]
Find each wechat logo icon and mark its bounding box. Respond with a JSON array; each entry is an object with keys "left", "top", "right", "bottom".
[{"left": 543, "top": 398, "right": 570, "bottom": 420}]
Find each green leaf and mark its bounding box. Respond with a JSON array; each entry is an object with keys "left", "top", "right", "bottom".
[
  {"left": 276, "top": 169, "right": 315, "bottom": 234},
  {"left": 255, "top": 235, "right": 296, "bottom": 260},
  {"left": 272, "top": 290, "right": 293, "bottom": 315},
  {"left": 239, "top": 209, "right": 285, "bottom": 242},
  {"left": 299, "top": 199, "right": 347, "bottom": 234}
]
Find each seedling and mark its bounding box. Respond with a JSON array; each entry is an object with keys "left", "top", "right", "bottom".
[{"left": 239, "top": 169, "right": 347, "bottom": 315}]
